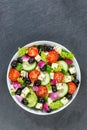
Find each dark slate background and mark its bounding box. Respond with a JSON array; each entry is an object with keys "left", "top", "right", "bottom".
[{"left": 0, "top": 0, "right": 87, "bottom": 130}]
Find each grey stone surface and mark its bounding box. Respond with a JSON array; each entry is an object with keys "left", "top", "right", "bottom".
[{"left": 0, "top": 0, "right": 87, "bottom": 130}]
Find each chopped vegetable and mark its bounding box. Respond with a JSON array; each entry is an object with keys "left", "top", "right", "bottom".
[
  {"left": 54, "top": 72, "right": 64, "bottom": 83},
  {"left": 29, "top": 70, "right": 40, "bottom": 82},
  {"left": 46, "top": 64, "right": 53, "bottom": 73},
  {"left": 16, "top": 63, "right": 23, "bottom": 71},
  {"left": 38, "top": 61, "right": 46, "bottom": 68},
  {"left": 50, "top": 79, "right": 56, "bottom": 85},
  {"left": 49, "top": 92, "right": 60, "bottom": 100},
  {"left": 22, "top": 55, "right": 30, "bottom": 61},
  {"left": 47, "top": 50, "right": 58, "bottom": 63},
  {"left": 68, "top": 82, "right": 77, "bottom": 94},
  {"left": 60, "top": 49, "right": 74, "bottom": 60},
  {"left": 43, "top": 103, "right": 50, "bottom": 112},
  {"left": 17, "top": 77, "right": 26, "bottom": 87},
  {"left": 12, "top": 81, "right": 22, "bottom": 90},
  {"left": 49, "top": 100, "right": 63, "bottom": 110},
  {"left": 41, "top": 51, "right": 48, "bottom": 62},
  {"left": 8, "top": 68, "right": 20, "bottom": 81},
  {"left": 64, "top": 59, "right": 73, "bottom": 65},
  {"left": 18, "top": 47, "right": 28, "bottom": 57},
  {"left": 28, "top": 46, "right": 38, "bottom": 57},
  {"left": 15, "top": 95, "right": 23, "bottom": 102}
]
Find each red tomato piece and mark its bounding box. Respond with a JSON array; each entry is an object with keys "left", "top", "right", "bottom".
[
  {"left": 29, "top": 70, "right": 40, "bottom": 82},
  {"left": 68, "top": 82, "right": 77, "bottom": 94},
  {"left": 36, "top": 86, "right": 48, "bottom": 98},
  {"left": 28, "top": 46, "right": 38, "bottom": 57},
  {"left": 8, "top": 68, "right": 20, "bottom": 81},
  {"left": 54, "top": 72, "right": 64, "bottom": 83},
  {"left": 47, "top": 50, "right": 58, "bottom": 63}
]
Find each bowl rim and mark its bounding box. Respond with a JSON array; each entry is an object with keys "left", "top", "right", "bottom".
[{"left": 7, "top": 40, "right": 81, "bottom": 115}]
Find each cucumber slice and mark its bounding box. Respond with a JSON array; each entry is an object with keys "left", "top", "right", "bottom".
[
  {"left": 58, "top": 83, "right": 68, "bottom": 98},
  {"left": 49, "top": 100, "right": 63, "bottom": 110},
  {"left": 26, "top": 89, "right": 37, "bottom": 108},
  {"left": 58, "top": 61, "right": 68, "bottom": 73},
  {"left": 41, "top": 72, "right": 50, "bottom": 85},
  {"left": 23, "top": 61, "right": 36, "bottom": 71}
]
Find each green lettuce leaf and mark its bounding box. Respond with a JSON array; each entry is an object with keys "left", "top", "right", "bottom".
[
  {"left": 41, "top": 51, "right": 48, "bottom": 62},
  {"left": 60, "top": 49, "right": 74, "bottom": 60},
  {"left": 18, "top": 47, "right": 28, "bottom": 57}
]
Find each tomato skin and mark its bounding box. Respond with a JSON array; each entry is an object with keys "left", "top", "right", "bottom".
[
  {"left": 54, "top": 72, "right": 64, "bottom": 83},
  {"left": 68, "top": 82, "right": 77, "bottom": 94},
  {"left": 28, "top": 46, "right": 38, "bottom": 57},
  {"left": 8, "top": 68, "right": 20, "bottom": 81},
  {"left": 36, "top": 86, "right": 48, "bottom": 98},
  {"left": 29, "top": 70, "right": 40, "bottom": 82},
  {"left": 47, "top": 50, "right": 58, "bottom": 63}
]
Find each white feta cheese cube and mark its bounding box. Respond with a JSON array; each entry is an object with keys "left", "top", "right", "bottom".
[
  {"left": 21, "top": 70, "right": 28, "bottom": 77},
  {"left": 64, "top": 75, "right": 72, "bottom": 83},
  {"left": 47, "top": 98, "right": 53, "bottom": 105},
  {"left": 35, "top": 103, "right": 43, "bottom": 109},
  {"left": 51, "top": 63, "right": 58, "bottom": 69},
  {"left": 38, "top": 72, "right": 46, "bottom": 81},
  {"left": 56, "top": 83, "right": 64, "bottom": 90},
  {"left": 35, "top": 55, "right": 41, "bottom": 62},
  {"left": 54, "top": 46, "right": 62, "bottom": 54},
  {"left": 61, "top": 97, "right": 69, "bottom": 105},
  {"left": 50, "top": 73, "right": 54, "bottom": 79},
  {"left": 69, "top": 66, "right": 76, "bottom": 74},
  {"left": 21, "top": 87, "right": 30, "bottom": 98}
]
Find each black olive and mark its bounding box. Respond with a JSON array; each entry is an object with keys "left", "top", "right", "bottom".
[
  {"left": 15, "top": 88, "right": 22, "bottom": 95},
  {"left": 38, "top": 45, "right": 45, "bottom": 51},
  {"left": 52, "top": 85, "right": 57, "bottom": 92},
  {"left": 23, "top": 77, "right": 31, "bottom": 85},
  {"left": 71, "top": 73, "right": 77, "bottom": 79},
  {"left": 73, "top": 79, "right": 79, "bottom": 86},
  {"left": 28, "top": 58, "right": 35, "bottom": 64},
  {"left": 38, "top": 97, "right": 45, "bottom": 103},
  {"left": 22, "top": 99, "right": 28, "bottom": 105},
  {"left": 34, "top": 80, "right": 41, "bottom": 86},
  {"left": 46, "top": 46, "right": 53, "bottom": 52},
  {"left": 66, "top": 94, "right": 72, "bottom": 100},
  {"left": 17, "top": 57, "right": 23, "bottom": 63},
  {"left": 40, "top": 65, "right": 47, "bottom": 71},
  {"left": 11, "top": 60, "right": 17, "bottom": 68},
  {"left": 58, "top": 55, "right": 64, "bottom": 60}
]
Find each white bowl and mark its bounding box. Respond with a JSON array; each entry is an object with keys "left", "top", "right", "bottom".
[{"left": 7, "top": 41, "right": 81, "bottom": 115}]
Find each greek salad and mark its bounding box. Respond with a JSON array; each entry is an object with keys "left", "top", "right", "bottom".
[{"left": 8, "top": 44, "right": 79, "bottom": 112}]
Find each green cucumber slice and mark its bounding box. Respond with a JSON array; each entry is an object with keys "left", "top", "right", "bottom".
[
  {"left": 58, "top": 60, "right": 68, "bottom": 73},
  {"left": 49, "top": 100, "right": 63, "bottom": 110},
  {"left": 41, "top": 72, "right": 50, "bottom": 85},
  {"left": 58, "top": 83, "right": 68, "bottom": 98},
  {"left": 26, "top": 89, "right": 37, "bottom": 108},
  {"left": 23, "top": 61, "right": 36, "bottom": 71}
]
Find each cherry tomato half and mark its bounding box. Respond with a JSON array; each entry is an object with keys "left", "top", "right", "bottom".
[
  {"left": 28, "top": 46, "right": 38, "bottom": 57},
  {"left": 29, "top": 70, "right": 40, "bottom": 82},
  {"left": 68, "top": 82, "right": 77, "bottom": 94},
  {"left": 47, "top": 50, "right": 58, "bottom": 63},
  {"left": 54, "top": 72, "right": 64, "bottom": 83},
  {"left": 8, "top": 68, "right": 20, "bottom": 81},
  {"left": 36, "top": 86, "right": 48, "bottom": 98}
]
